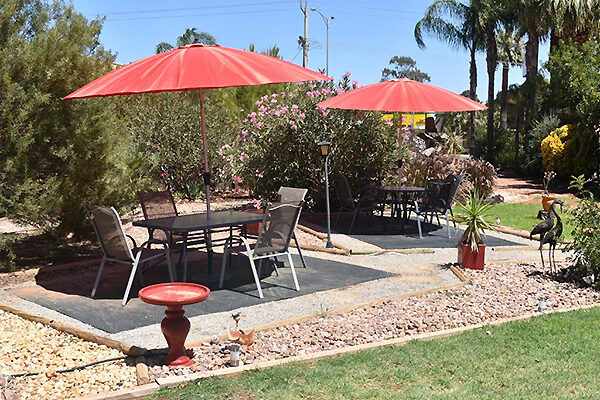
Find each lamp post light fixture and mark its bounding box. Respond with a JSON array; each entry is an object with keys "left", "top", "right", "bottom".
[
  {"left": 310, "top": 7, "right": 334, "bottom": 76},
  {"left": 318, "top": 140, "right": 334, "bottom": 248}
]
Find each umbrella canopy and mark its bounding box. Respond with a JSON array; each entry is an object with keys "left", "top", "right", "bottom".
[
  {"left": 64, "top": 44, "right": 331, "bottom": 99},
  {"left": 64, "top": 44, "right": 331, "bottom": 213},
  {"left": 316, "top": 78, "right": 486, "bottom": 112}
]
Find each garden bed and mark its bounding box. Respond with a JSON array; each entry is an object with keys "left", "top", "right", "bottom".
[{"left": 3, "top": 260, "right": 597, "bottom": 399}]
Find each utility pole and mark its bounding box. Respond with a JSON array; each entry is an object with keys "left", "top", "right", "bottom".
[{"left": 300, "top": 0, "right": 309, "bottom": 68}]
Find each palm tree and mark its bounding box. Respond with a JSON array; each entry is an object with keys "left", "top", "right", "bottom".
[
  {"left": 549, "top": 0, "right": 600, "bottom": 48},
  {"left": 497, "top": 27, "right": 524, "bottom": 130},
  {"left": 156, "top": 28, "right": 217, "bottom": 54},
  {"left": 415, "top": 0, "right": 486, "bottom": 154}
]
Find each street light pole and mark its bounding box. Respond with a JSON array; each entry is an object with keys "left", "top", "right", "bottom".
[
  {"left": 318, "top": 141, "right": 333, "bottom": 248},
  {"left": 310, "top": 8, "right": 334, "bottom": 76}
]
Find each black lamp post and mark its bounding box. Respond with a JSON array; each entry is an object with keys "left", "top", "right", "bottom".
[{"left": 318, "top": 140, "right": 333, "bottom": 248}]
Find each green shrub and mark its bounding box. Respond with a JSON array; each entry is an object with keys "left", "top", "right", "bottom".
[
  {"left": 0, "top": 1, "right": 139, "bottom": 237},
  {"left": 567, "top": 197, "right": 600, "bottom": 284},
  {"left": 0, "top": 234, "right": 17, "bottom": 273},
  {"left": 227, "top": 74, "right": 397, "bottom": 209},
  {"left": 402, "top": 154, "right": 496, "bottom": 200},
  {"left": 121, "top": 91, "right": 241, "bottom": 199}
]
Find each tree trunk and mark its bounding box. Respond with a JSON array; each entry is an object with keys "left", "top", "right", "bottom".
[
  {"left": 525, "top": 28, "right": 539, "bottom": 79},
  {"left": 524, "top": 28, "right": 539, "bottom": 129},
  {"left": 486, "top": 31, "right": 497, "bottom": 162},
  {"left": 469, "top": 43, "right": 477, "bottom": 155},
  {"left": 500, "top": 62, "right": 509, "bottom": 130}
]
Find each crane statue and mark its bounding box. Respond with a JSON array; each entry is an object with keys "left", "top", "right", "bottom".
[{"left": 530, "top": 199, "right": 564, "bottom": 274}]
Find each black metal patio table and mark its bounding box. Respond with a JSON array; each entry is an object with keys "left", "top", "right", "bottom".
[
  {"left": 378, "top": 186, "right": 428, "bottom": 233},
  {"left": 133, "top": 210, "right": 263, "bottom": 282}
]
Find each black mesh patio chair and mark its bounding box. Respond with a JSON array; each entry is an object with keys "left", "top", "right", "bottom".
[
  {"left": 138, "top": 190, "right": 210, "bottom": 280},
  {"left": 87, "top": 205, "right": 174, "bottom": 306},
  {"left": 413, "top": 174, "right": 463, "bottom": 239},
  {"left": 219, "top": 203, "right": 303, "bottom": 298},
  {"left": 332, "top": 174, "right": 377, "bottom": 234},
  {"left": 276, "top": 186, "right": 308, "bottom": 268}
]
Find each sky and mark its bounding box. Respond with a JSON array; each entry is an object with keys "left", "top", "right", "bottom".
[{"left": 72, "top": 0, "right": 550, "bottom": 101}]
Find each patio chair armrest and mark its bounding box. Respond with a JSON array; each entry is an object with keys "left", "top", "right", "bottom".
[
  {"left": 228, "top": 235, "right": 253, "bottom": 254},
  {"left": 125, "top": 234, "right": 138, "bottom": 250},
  {"left": 138, "top": 238, "right": 170, "bottom": 250}
]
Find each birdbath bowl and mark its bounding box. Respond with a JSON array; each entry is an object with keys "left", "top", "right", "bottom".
[{"left": 139, "top": 283, "right": 210, "bottom": 367}]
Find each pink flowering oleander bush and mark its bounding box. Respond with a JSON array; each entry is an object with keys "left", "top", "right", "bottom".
[
  {"left": 222, "top": 74, "right": 397, "bottom": 209},
  {"left": 402, "top": 154, "right": 496, "bottom": 200}
]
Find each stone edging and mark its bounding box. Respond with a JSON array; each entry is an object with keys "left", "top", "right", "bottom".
[{"left": 70, "top": 302, "right": 600, "bottom": 400}]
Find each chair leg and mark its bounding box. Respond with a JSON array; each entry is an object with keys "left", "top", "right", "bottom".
[
  {"left": 270, "top": 257, "right": 280, "bottom": 276},
  {"left": 414, "top": 201, "right": 423, "bottom": 239},
  {"left": 449, "top": 208, "right": 457, "bottom": 228},
  {"left": 286, "top": 252, "right": 300, "bottom": 291},
  {"left": 138, "top": 262, "right": 145, "bottom": 287},
  {"left": 248, "top": 255, "right": 264, "bottom": 299},
  {"left": 123, "top": 252, "right": 143, "bottom": 306},
  {"left": 91, "top": 256, "right": 106, "bottom": 297},
  {"left": 349, "top": 210, "right": 358, "bottom": 234},
  {"left": 165, "top": 249, "right": 175, "bottom": 282},
  {"left": 445, "top": 210, "right": 451, "bottom": 238},
  {"left": 219, "top": 239, "right": 230, "bottom": 289},
  {"left": 293, "top": 232, "right": 308, "bottom": 268}
]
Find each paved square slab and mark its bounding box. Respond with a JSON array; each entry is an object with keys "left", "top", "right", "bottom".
[{"left": 10, "top": 253, "right": 392, "bottom": 334}]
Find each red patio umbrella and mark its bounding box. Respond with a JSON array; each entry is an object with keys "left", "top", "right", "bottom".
[
  {"left": 316, "top": 78, "right": 486, "bottom": 112},
  {"left": 64, "top": 43, "right": 331, "bottom": 213},
  {"left": 317, "top": 78, "right": 486, "bottom": 183}
]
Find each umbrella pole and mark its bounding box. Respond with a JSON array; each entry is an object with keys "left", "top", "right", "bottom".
[
  {"left": 198, "top": 89, "right": 211, "bottom": 215},
  {"left": 199, "top": 89, "right": 214, "bottom": 273}
]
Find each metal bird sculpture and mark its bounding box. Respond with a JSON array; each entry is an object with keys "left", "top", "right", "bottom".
[
  {"left": 542, "top": 200, "right": 564, "bottom": 274},
  {"left": 530, "top": 199, "right": 564, "bottom": 274}
]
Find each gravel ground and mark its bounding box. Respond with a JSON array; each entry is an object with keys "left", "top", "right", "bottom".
[
  {"left": 145, "top": 261, "right": 600, "bottom": 379},
  {"left": 0, "top": 310, "right": 137, "bottom": 400},
  {"left": 3, "top": 261, "right": 599, "bottom": 399}
]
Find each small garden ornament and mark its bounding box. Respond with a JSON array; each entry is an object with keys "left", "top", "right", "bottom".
[{"left": 229, "top": 312, "right": 255, "bottom": 346}]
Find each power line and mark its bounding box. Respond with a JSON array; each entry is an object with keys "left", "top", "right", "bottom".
[
  {"left": 315, "top": 0, "right": 424, "bottom": 15},
  {"left": 103, "top": 8, "right": 293, "bottom": 22},
  {"left": 87, "top": 0, "right": 296, "bottom": 17}
]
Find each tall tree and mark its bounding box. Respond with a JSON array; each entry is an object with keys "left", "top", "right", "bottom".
[
  {"left": 0, "top": 0, "right": 134, "bottom": 236},
  {"left": 415, "top": 0, "right": 486, "bottom": 153},
  {"left": 549, "top": 0, "right": 600, "bottom": 49},
  {"left": 381, "top": 56, "right": 431, "bottom": 82},
  {"left": 156, "top": 28, "right": 217, "bottom": 53},
  {"left": 497, "top": 27, "right": 524, "bottom": 130}
]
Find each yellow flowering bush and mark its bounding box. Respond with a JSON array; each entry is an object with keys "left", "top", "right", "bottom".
[{"left": 541, "top": 124, "right": 577, "bottom": 175}]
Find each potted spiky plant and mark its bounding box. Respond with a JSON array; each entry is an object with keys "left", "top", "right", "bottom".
[{"left": 454, "top": 191, "right": 495, "bottom": 270}]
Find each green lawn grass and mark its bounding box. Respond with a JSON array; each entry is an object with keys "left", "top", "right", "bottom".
[
  {"left": 454, "top": 199, "right": 574, "bottom": 240},
  {"left": 151, "top": 307, "right": 600, "bottom": 400}
]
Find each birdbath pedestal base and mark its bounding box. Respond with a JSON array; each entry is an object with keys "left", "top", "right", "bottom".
[
  {"left": 139, "top": 283, "right": 211, "bottom": 368},
  {"left": 162, "top": 305, "right": 193, "bottom": 367}
]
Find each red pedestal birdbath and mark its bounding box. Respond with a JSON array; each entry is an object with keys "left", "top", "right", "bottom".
[{"left": 139, "top": 283, "right": 210, "bottom": 367}]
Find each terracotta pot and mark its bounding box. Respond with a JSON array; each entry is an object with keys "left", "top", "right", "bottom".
[
  {"left": 542, "top": 195, "right": 557, "bottom": 212},
  {"left": 459, "top": 243, "right": 486, "bottom": 270},
  {"left": 245, "top": 208, "right": 264, "bottom": 235}
]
